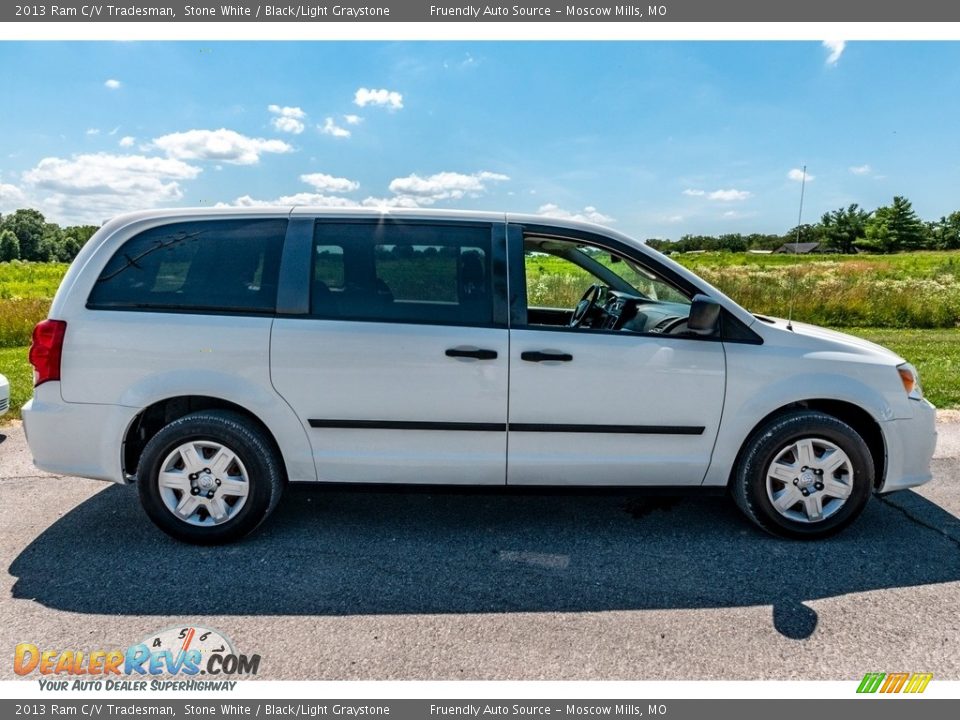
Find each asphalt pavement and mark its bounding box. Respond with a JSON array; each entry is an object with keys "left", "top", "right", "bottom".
[{"left": 1, "top": 417, "right": 958, "bottom": 680}]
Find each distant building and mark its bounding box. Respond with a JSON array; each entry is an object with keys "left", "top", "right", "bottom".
[{"left": 774, "top": 242, "right": 821, "bottom": 254}]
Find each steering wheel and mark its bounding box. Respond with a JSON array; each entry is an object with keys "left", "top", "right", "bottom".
[{"left": 569, "top": 283, "right": 605, "bottom": 328}]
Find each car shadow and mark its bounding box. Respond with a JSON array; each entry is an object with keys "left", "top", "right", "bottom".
[{"left": 9, "top": 484, "right": 960, "bottom": 639}]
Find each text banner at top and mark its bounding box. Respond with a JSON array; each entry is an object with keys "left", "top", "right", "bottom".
[{"left": 7, "top": 1, "right": 960, "bottom": 22}]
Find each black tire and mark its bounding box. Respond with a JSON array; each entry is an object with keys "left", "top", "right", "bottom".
[
  {"left": 136, "top": 410, "right": 285, "bottom": 545},
  {"left": 732, "top": 410, "right": 874, "bottom": 539}
]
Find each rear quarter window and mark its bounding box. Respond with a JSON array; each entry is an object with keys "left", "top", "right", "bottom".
[{"left": 87, "top": 219, "right": 287, "bottom": 314}]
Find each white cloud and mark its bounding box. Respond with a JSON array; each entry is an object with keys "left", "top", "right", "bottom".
[
  {"left": 343, "top": 114, "right": 362, "bottom": 125},
  {"left": 119, "top": 136, "right": 136, "bottom": 148},
  {"left": 787, "top": 168, "right": 815, "bottom": 182},
  {"left": 320, "top": 117, "right": 351, "bottom": 138},
  {"left": 683, "top": 187, "right": 751, "bottom": 201},
  {"left": 708, "top": 188, "right": 752, "bottom": 201},
  {"left": 354, "top": 87, "right": 404, "bottom": 110},
  {"left": 152, "top": 128, "right": 292, "bottom": 165},
  {"left": 537, "top": 203, "right": 614, "bottom": 224},
  {"left": 86, "top": 128, "right": 100, "bottom": 136},
  {"left": 104, "top": 78, "right": 122, "bottom": 90},
  {"left": 300, "top": 172, "right": 360, "bottom": 193},
  {"left": 0, "top": 182, "right": 27, "bottom": 212},
  {"left": 361, "top": 195, "right": 423, "bottom": 209},
  {"left": 268, "top": 104, "right": 306, "bottom": 134},
  {"left": 217, "top": 193, "right": 359, "bottom": 209},
  {"left": 24, "top": 153, "right": 201, "bottom": 194},
  {"left": 20, "top": 152, "right": 202, "bottom": 223},
  {"left": 666, "top": 215, "right": 684, "bottom": 223},
  {"left": 722, "top": 210, "right": 758, "bottom": 220},
  {"left": 823, "top": 40, "right": 846, "bottom": 66},
  {"left": 387, "top": 170, "right": 508, "bottom": 204},
  {"left": 849, "top": 164, "right": 872, "bottom": 175}
]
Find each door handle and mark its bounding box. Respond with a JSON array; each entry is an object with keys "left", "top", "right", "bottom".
[
  {"left": 445, "top": 347, "right": 498, "bottom": 360},
  {"left": 521, "top": 350, "right": 573, "bottom": 362}
]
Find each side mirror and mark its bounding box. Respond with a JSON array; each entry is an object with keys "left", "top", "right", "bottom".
[{"left": 687, "top": 294, "right": 721, "bottom": 336}]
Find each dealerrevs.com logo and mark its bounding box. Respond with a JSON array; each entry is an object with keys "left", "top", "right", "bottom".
[{"left": 14, "top": 626, "right": 260, "bottom": 691}]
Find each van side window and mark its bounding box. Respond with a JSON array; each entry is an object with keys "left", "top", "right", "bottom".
[
  {"left": 310, "top": 222, "right": 493, "bottom": 325},
  {"left": 87, "top": 219, "right": 287, "bottom": 314}
]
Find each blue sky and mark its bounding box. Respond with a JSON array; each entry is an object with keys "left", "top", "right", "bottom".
[{"left": 1, "top": 41, "right": 959, "bottom": 239}]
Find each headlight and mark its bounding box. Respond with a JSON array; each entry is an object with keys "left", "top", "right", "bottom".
[{"left": 897, "top": 363, "right": 923, "bottom": 400}]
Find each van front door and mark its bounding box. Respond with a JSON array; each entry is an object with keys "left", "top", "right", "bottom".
[{"left": 506, "top": 225, "right": 726, "bottom": 486}]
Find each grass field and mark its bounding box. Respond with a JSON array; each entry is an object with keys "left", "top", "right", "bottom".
[
  {"left": 531, "top": 250, "right": 960, "bottom": 329},
  {"left": 1, "top": 254, "right": 958, "bottom": 421},
  {"left": 0, "top": 347, "right": 31, "bottom": 422},
  {"left": 0, "top": 261, "right": 69, "bottom": 348}
]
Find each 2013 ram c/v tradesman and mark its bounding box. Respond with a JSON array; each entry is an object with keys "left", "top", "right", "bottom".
[{"left": 22, "top": 208, "right": 937, "bottom": 544}]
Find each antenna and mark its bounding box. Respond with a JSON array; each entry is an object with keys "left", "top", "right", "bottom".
[{"left": 786, "top": 164, "right": 807, "bottom": 332}]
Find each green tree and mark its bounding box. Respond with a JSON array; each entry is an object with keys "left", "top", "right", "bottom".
[
  {"left": 781, "top": 224, "right": 819, "bottom": 247},
  {"left": 859, "top": 196, "right": 927, "bottom": 253},
  {"left": 38, "top": 222, "right": 63, "bottom": 262},
  {"left": 820, "top": 203, "right": 869, "bottom": 253},
  {"left": 746, "top": 233, "right": 783, "bottom": 251},
  {"left": 929, "top": 212, "right": 960, "bottom": 250},
  {"left": 0, "top": 228, "right": 19, "bottom": 261},
  {"left": 0, "top": 208, "right": 47, "bottom": 261}
]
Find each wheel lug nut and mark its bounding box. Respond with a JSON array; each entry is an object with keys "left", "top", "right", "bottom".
[
  {"left": 207, "top": 491, "right": 215, "bottom": 499},
  {"left": 815, "top": 482, "right": 824, "bottom": 491},
  {"left": 215, "top": 479, "right": 221, "bottom": 485},
  {"left": 189, "top": 473, "right": 197, "bottom": 480},
  {"left": 793, "top": 479, "right": 799, "bottom": 485},
  {"left": 191, "top": 487, "right": 199, "bottom": 495},
  {"left": 204, "top": 468, "right": 212, "bottom": 474},
  {"left": 801, "top": 489, "right": 809, "bottom": 496}
]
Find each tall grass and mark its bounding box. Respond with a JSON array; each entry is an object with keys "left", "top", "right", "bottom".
[
  {"left": 0, "top": 260, "right": 68, "bottom": 299},
  {"left": 0, "top": 299, "right": 50, "bottom": 348},
  {"left": 529, "top": 251, "right": 960, "bottom": 329},
  {"left": 695, "top": 262, "right": 960, "bottom": 328},
  {"left": 0, "top": 261, "right": 65, "bottom": 348}
]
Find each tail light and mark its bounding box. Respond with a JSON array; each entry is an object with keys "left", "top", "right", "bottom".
[{"left": 29, "top": 319, "right": 67, "bottom": 387}]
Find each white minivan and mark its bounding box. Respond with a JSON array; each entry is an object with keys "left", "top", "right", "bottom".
[{"left": 23, "top": 208, "right": 937, "bottom": 544}]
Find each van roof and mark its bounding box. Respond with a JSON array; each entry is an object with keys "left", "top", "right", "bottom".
[{"left": 103, "top": 206, "right": 620, "bottom": 238}]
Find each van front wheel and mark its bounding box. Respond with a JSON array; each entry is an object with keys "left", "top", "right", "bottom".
[
  {"left": 732, "top": 410, "right": 874, "bottom": 539},
  {"left": 137, "top": 410, "right": 284, "bottom": 545}
]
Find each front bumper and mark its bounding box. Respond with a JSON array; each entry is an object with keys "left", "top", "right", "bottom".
[{"left": 878, "top": 399, "right": 938, "bottom": 493}]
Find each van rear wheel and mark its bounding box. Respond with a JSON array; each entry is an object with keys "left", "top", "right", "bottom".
[
  {"left": 137, "top": 410, "right": 284, "bottom": 545},
  {"left": 732, "top": 410, "right": 874, "bottom": 539}
]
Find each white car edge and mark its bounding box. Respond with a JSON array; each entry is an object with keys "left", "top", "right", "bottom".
[{"left": 0, "top": 372, "right": 9, "bottom": 417}]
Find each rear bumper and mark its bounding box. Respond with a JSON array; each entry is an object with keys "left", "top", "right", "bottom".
[
  {"left": 878, "top": 400, "right": 938, "bottom": 493},
  {"left": 21, "top": 384, "right": 137, "bottom": 484}
]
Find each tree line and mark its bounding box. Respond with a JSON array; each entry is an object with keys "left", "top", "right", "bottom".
[
  {"left": 646, "top": 196, "right": 960, "bottom": 254},
  {"left": 0, "top": 209, "right": 98, "bottom": 263}
]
